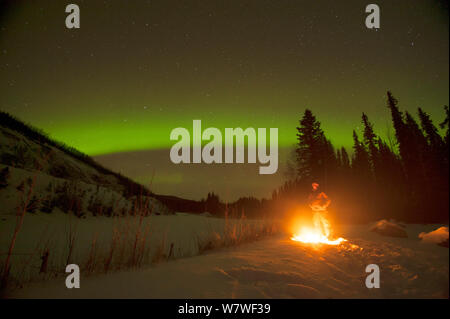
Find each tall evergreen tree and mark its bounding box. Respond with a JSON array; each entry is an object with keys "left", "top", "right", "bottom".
[
  {"left": 296, "top": 109, "right": 327, "bottom": 183},
  {"left": 386, "top": 91, "right": 407, "bottom": 160},
  {"left": 386, "top": 92, "right": 427, "bottom": 192},
  {"left": 361, "top": 113, "right": 379, "bottom": 178},
  {"left": 418, "top": 107, "right": 444, "bottom": 150},
  {"left": 418, "top": 107, "right": 448, "bottom": 171}
]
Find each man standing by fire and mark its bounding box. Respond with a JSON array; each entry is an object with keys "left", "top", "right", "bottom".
[{"left": 308, "top": 182, "right": 331, "bottom": 237}]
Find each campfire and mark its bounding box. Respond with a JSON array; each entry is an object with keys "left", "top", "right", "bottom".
[
  {"left": 291, "top": 183, "right": 347, "bottom": 245},
  {"left": 291, "top": 223, "right": 347, "bottom": 245}
]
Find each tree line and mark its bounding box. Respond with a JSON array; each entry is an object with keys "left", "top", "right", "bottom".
[
  {"left": 204, "top": 91, "right": 448, "bottom": 223},
  {"left": 272, "top": 91, "right": 449, "bottom": 223}
]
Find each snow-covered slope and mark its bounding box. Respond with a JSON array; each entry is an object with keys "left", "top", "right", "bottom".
[{"left": 0, "top": 124, "right": 171, "bottom": 218}]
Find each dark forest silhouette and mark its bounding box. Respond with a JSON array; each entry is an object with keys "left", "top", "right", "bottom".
[
  {"left": 209, "top": 91, "right": 449, "bottom": 223},
  {"left": 280, "top": 91, "right": 448, "bottom": 223}
]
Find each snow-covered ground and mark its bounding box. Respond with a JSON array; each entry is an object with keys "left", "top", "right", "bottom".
[
  {"left": 6, "top": 222, "right": 448, "bottom": 299},
  {"left": 0, "top": 212, "right": 278, "bottom": 289}
]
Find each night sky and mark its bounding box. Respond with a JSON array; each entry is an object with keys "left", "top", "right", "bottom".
[{"left": 1, "top": 0, "right": 448, "bottom": 200}]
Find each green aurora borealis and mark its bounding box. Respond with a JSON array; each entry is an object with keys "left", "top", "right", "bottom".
[
  {"left": 0, "top": 1, "right": 448, "bottom": 199},
  {"left": 1, "top": 0, "right": 448, "bottom": 156}
]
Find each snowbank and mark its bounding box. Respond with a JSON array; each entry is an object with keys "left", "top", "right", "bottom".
[
  {"left": 370, "top": 219, "right": 408, "bottom": 238},
  {"left": 419, "top": 227, "right": 449, "bottom": 247}
]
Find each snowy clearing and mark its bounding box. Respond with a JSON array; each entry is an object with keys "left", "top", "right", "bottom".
[
  {"left": 0, "top": 212, "right": 277, "bottom": 288},
  {"left": 7, "top": 223, "right": 448, "bottom": 299}
]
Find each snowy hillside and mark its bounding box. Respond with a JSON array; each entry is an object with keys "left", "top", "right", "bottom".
[{"left": 0, "top": 118, "right": 171, "bottom": 218}]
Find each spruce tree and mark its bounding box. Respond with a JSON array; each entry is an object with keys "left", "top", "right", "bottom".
[
  {"left": 418, "top": 107, "right": 444, "bottom": 150},
  {"left": 386, "top": 91, "right": 408, "bottom": 160},
  {"left": 295, "top": 109, "right": 327, "bottom": 182},
  {"left": 418, "top": 107, "right": 448, "bottom": 174},
  {"left": 361, "top": 113, "right": 379, "bottom": 178}
]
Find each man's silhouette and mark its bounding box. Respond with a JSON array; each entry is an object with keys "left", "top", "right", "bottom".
[{"left": 308, "top": 182, "right": 331, "bottom": 237}]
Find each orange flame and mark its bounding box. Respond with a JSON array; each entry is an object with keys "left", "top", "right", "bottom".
[
  {"left": 291, "top": 211, "right": 346, "bottom": 245},
  {"left": 291, "top": 186, "right": 347, "bottom": 245},
  {"left": 291, "top": 225, "right": 347, "bottom": 245}
]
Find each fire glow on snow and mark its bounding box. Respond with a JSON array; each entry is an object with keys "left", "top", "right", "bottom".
[
  {"left": 291, "top": 225, "right": 347, "bottom": 245},
  {"left": 291, "top": 188, "right": 347, "bottom": 246}
]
